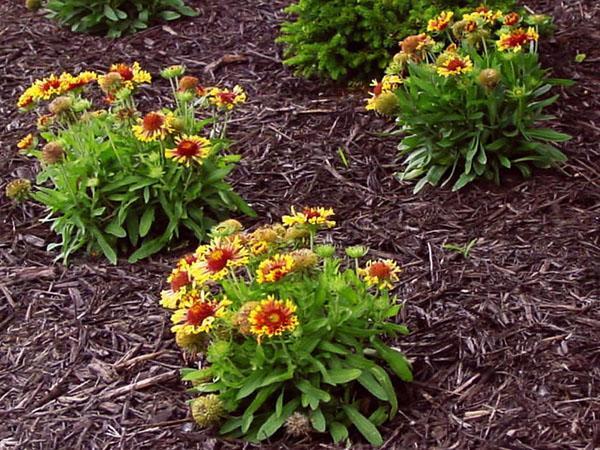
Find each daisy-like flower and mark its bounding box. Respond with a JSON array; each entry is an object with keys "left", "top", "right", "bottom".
[
  {"left": 161, "top": 285, "right": 199, "bottom": 310},
  {"left": 60, "top": 71, "right": 97, "bottom": 92},
  {"left": 496, "top": 27, "right": 539, "bottom": 52},
  {"left": 165, "top": 135, "right": 211, "bottom": 166},
  {"left": 436, "top": 54, "right": 473, "bottom": 77},
  {"left": 132, "top": 111, "right": 175, "bottom": 142},
  {"left": 17, "top": 87, "right": 36, "bottom": 109},
  {"left": 191, "top": 237, "right": 249, "bottom": 282},
  {"left": 504, "top": 12, "right": 520, "bottom": 26},
  {"left": 256, "top": 254, "right": 295, "bottom": 283},
  {"left": 427, "top": 11, "right": 454, "bottom": 32},
  {"left": 464, "top": 8, "right": 503, "bottom": 24},
  {"left": 358, "top": 259, "right": 401, "bottom": 290},
  {"left": 171, "top": 292, "right": 231, "bottom": 335},
  {"left": 281, "top": 206, "right": 336, "bottom": 229},
  {"left": 17, "top": 134, "right": 35, "bottom": 150},
  {"left": 109, "top": 62, "right": 151, "bottom": 89},
  {"left": 208, "top": 85, "right": 247, "bottom": 110},
  {"left": 248, "top": 296, "right": 298, "bottom": 341},
  {"left": 31, "top": 74, "right": 64, "bottom": 101},
  {"left": 400, "top": 33, "right": 435, "bottom": 56}
]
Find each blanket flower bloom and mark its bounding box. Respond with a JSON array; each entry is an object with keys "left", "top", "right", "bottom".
[
  {"left": 171, "top": 292, "right": 231, "bottom": 335},
  {"left": 497, "top": 27, "right": 539, "bottom": 52},
  {"left": 437, "top": 54, "right": 473, "bottom": 77},
  {"left": 191, "top": 237, "right": 249, "bottom": 282},
  {"left": 17, "top": 134, "right": 35, "bottom": 150},
  {"left": 282, "top": 206, "right": 335, "bottom": 229},
  {"left": 257, "top": 254, "right": 295, "bottom": 283},
  {"left": 209, "top": 85, "right": 247, "bottom": 110},
  {"left": 109, "top": 62, "right": 151, "bottom": 89},
  {"left": 427, "top": 11, "right": 454, "bottom": 32},
  {"left": 166, "top": 135, "right": 211, "bottom": 166},
  {"left": 248, "top": 296, "right": 298, "bottom": 341},
  {"left": 358, "top": 259, "right": 401, "bottom": 289},
  {"left": 132, "top": 111, "right": 175, "bottom": 142}
]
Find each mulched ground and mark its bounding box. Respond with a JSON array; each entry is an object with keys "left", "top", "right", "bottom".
[{"left": 1, "top": 0, "right": 599, "bottom": 448}]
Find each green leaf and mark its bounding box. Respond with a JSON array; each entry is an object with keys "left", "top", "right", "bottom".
[
  {"left": 452, "top": 172, "right": 476, "bottom": 191},
  {"left": 242, "top": 384, "right": 279, "bottom": 433},
  {"left": 105, "top": 220, "right": 126, "bottom": 238},
  {"left": 325, "top": 368, "right": 362, "bottom": 385},
  {"left": 103, "top": 5, "right": 118, "bottom": 21},
  {"left": 342, "top": 405, "right": 383, "bottom": 447},
  {"left": 160, "top": 11, "right": 181, "bottom": 21},
  {"left": 235, "top": 370, "right": 267, "bottom": 400},
  {"left": 329, "top": 421, "right": 349, "bottom": 443},
  {"left": 357, "top": 371, "right": 388, "bottom": 401},
  {"left": 127, "top": 236, "right": 166, "bottom": 263},
  {"left": 310, "top": 408, "right": 326, "bottom": 432},
  {"left": 526, "top": 128, "right": 571, "bottom": 142},
  {"left": 371, "top": 338, "right": 413, "bottom": 382},
  {"left": 256, "top": 399, "right": 300, "bottom": 440},
  {"left": 139, "top": 206, "right": 155, "bottom": 238},
  {"left": 90, "top": 227, "right": 117, "bottom": 264}
]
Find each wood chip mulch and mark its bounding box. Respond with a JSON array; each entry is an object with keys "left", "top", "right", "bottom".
[{"left": 0, "top": 0, "right": 598, "bottom": 449}]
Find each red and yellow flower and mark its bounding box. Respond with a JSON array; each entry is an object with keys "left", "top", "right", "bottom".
[
  {"left": 166, "top": 135, "right": 211, "bottom": 166},
  {"left": 108, "top": 62, "right": 151, "bottom": 89},
  {"left": 208, "top": 85, "right": 246, "bottom": 110},
  {"left": 503, "top": 12, "right": 520, "bottom": 26},
  {"left": 464, "top": 8, "right": 503, "bottom": 24},
  {"left": 256, "top": 254, "right": 295, "bottom": 283},
  {"left": 191, "top": 237, "right": 249, "bottom": 282},
  {"left": 358, "top": 259, "right": 401, "bottom": 289},
  {"left": 132, "top": 111, "right": 175, "bottom": 142},
  {"left": 171, "top": 292, "right": 231, "bottom": 334},
  {"left": 427, "top": 11, "right": 454, "bottom": 32},
  {"left": 60, "top": 71, "right": 98, "bottom": 92},
  {"left": 436, "top": 54, "right": 473, "bottom": 77},
  {"left": 248, "top": 296, "right": 298, "bottom": 341},
  {"left": 282, "top": 206, "right": 335, "bottom": 229},
  {"left": 497, "top": 27, "right": 539, "bottom": 52}
]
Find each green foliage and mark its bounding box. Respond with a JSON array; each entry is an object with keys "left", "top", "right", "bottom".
[
  {"left": 277, "top": 0, "right": 515, "bottom": 81},
  {"left": 369, "top": 8, "right": 572, "bottom": 191},
  {"left": 18, "top": 64, "right": 253, "bottom": 264},
  {"left": 43, "top": 0, "right": 198, "bottom": 37},
  {"left": 162, "top": 211, "right": 412, "bottom": 444}
]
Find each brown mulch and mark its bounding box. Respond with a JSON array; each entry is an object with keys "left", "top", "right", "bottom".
[{"left": 1, "top": 0, "right": 599, "bottom": 449}]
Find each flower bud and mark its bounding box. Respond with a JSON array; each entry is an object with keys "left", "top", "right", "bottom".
[
  {"left": 37, "top": 114, "right": 54, "bottom": 131},
  {"left": 314, "top": 244, "right": 336, "bottom": 258},
  {"left": 190, "top": 395, "right": 224, "bottom": 428},
  {"left": 478, "top": 68, "right": 501, "bottom": 89},
  {"left": 25, "top": 0, "right": 42, "bottom": 10},
  {"left": 345, "top": 245, "right": 369, "bottom": 259},
  {"left": 48, "top": 96, "right": 73, "bottom": 115},
  {"left": 175, "top": 90, "right": 194, "bottom": 103},
  {"left": 160, "top": 65, "right": 186, "bottom": 79},
  {"left": 5, "top": 178, "right": 31, "bottom": 202},
  {"left": 178, "top": 75, "right": 199, "bottom": 92},
  {"left": 232, "top": 301, "right": 259, "bottom": 335},
  {"left": 206, "top": 340, "right": 230, "bottom": 362},
  {"left": 98, "top": 72, "right": 123, "bottom": 93},
  {"left": 372, "top": 92, "right": 398, "bottom": 115},
  {"left": 290, "top": 249, "right": 319, "bottom": 271},
  {"left": 170, "top": 117, "right": 186, "bottom": 134},
  {"left": 284, "top": 225, "right": 309, "bottom": 240},
  {"left": 285, "top": 412, "right": 312, "bottom": 437},
  {"left": 41, "top": 142, "right": 65, "bottom": 164},
  {"left": 212, "top": 219, "right": 244, "bottom": 237},
  {"left": 175, "top": 330, "right": 207, "bottom": 354}
]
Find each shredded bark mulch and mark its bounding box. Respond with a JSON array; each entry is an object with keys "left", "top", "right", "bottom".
[{"left": 1, "top": 0, "right": 598, "bottom": 449}]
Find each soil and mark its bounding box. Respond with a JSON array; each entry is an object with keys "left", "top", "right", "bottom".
[{"left": 0, "top": 0, "right": 598, "bottom": 449}]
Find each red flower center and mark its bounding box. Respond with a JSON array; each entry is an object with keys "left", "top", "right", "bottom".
[
  {"left": 206, "top": 248, "right": 235, "bottom": 273},
  {"left": 143, "top": 112, "right": 165, "bottom": 132},
  {"left": 41, "top": 79, "right": 61, "bottom": 92},
  {"left": 369, "top": 262, "right": 392, "bottom": 279},
  {"left": 186, "top": 302, "right": 216, "bottom": 325},
  {"left": 171, "top": 270, "right": 190, "bottom": 291},
  {"left": 446, "top": 58, "right": 467, "bottom": 72},
  {"left": 217, "top": 92, "right": 237, "bottom": 104},
  {"left": 253, "top": 302, "right": 293, "bottom": 334},
  {"left": 303, "top": 208, "right": 321, "bottom": 220},
  {"left": 183, "top": 253, "right": 197, "bottom": 265},
  {"left": 505, "top": 31, "right": 529, "bottom": 48},
  {"left": 504, "top": 13, "right": 519, "bottom": 26},
  {"left": 113, "top": 64, "right": 134, "bottom": 81},
  {"left": 177, "top": 140, "right": 200, "bottom": 157},
  {"left": 466, "top": 21, "right": 478, "bottom": 32}
]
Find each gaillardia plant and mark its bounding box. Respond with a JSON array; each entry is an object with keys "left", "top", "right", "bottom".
[
  {"left": 368, "top": 7, "right": 572, "bottom": 192},
  {"left": 17, "top": 63, "right": 254, "bottom": 264},
  {"left": 160, "top": 208, "right": 412, "bottom": 446}
]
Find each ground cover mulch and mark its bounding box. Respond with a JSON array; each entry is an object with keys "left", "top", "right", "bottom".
[{"left": 0, "top": 0, "right": 599, "bottom": 448}]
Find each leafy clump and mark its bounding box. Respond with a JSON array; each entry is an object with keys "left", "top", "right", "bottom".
[
  {"left": 16, "top": 63, "right": 254, "bottom": 264},
  {"left": 277, "top": 0, "right": 516, "bottom": 81},
  {"left": 42, "top": 0, "right": 197, "bottom": 37},
  {"left": 367, "top": 7, "right": 571, "bottom": 191},
  {"left": 160, "top": 208, "right": 413, "bottom": 445}
]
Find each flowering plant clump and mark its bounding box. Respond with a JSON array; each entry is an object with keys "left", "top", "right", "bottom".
[
  {"left": 367, "top": 7, "right": 571, "bottom": 192},
  {"left": 160, "top": 209, "right": 412, "bottom": 445},
  {"left": 17, "top": 63, "right": 253, "bottom": 263}
]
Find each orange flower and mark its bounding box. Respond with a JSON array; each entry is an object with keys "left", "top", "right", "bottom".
[
  {"left": 165, "top": 135, "right": 211, "bottom": 166},
  {"left": 248, "top": 296, "right": 298, "bottom": 341},
  {"left": 132, "top": 111, "right": 174, "bottom": 142},
  {"left": 358, "top": 259, "right": 401, "bottom": 289},
  {"left": 17, "top": 134, "right": 35, "bottom": 150},
  {"left": 256, "top": 254, "right": 295, "bottom": 283}
]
